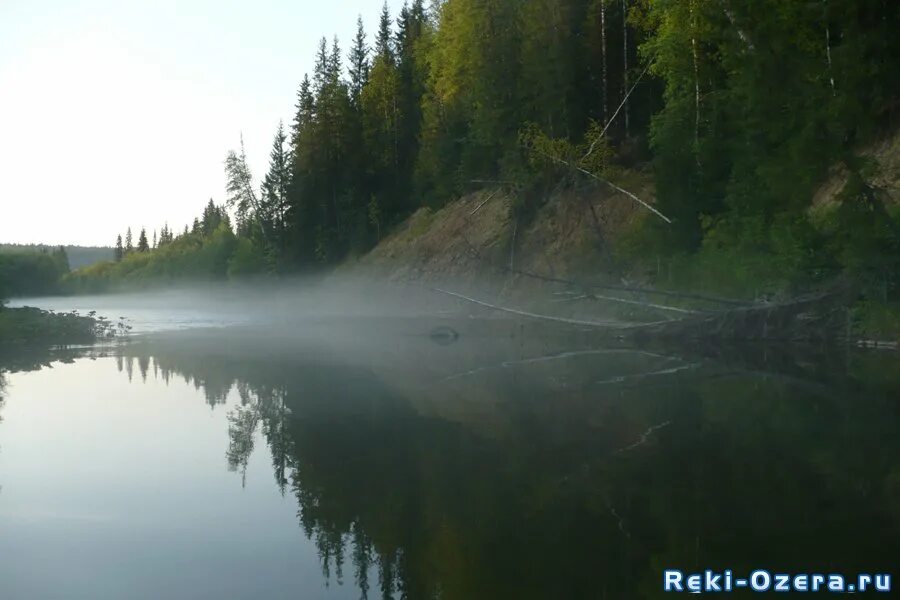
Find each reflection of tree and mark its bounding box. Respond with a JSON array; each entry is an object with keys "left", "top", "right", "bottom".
[
  {"left": 226, "top": 403, "right": 257, "bottom": 487},
  {"left": 138, "top": 355, "right": 150, "bottom": 382},
  {"left": 115, "top": 337, "right": 900, "bottom": 599},
  {"left": 225, "top": 384, "right": 291, "bottom": 491}
]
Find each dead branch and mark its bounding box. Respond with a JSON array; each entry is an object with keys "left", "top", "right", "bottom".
[
  {"left": 470, "top": 190, "right": 498, "bottom": 216},
  {"left": 529, "top": 145, "right": 672, "bottom": 224},
  {"left": 582, "top": 61, "right": 652, "bottom": 162},
  {"left": 589, "top": 293, "right": 698, "bottom": 315}
]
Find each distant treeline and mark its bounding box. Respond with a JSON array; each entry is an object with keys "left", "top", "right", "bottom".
[
  {"left": 0, "top": 244, "right": 113, "bottom": 270},
  {"left": 64, "top": 201, "right": 258, "bottom": 292},
  {"left": 0, "top": 247, "right": 70, "bottom": 299},
  {"left": 76, "top": 0, "right": 899, "bottom": 301}
]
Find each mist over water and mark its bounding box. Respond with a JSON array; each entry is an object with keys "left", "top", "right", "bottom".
[
  {"left": 8, "top": 277, "right": 476, "bottom": 333},
  {"left": 2, "top": 280, "right": 899, "bottom": 598}
]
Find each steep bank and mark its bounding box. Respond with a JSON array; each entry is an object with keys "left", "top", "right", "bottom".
[
  {"left": 344, "top": 126, "right": 900, "bottom": 341},
  {"left": 343, "top": 174, "right": 659, "bottom": 323}
]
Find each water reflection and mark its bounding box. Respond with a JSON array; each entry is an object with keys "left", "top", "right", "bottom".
[{"left": 1, "top": 324, "right": 898, "bottom": 599}]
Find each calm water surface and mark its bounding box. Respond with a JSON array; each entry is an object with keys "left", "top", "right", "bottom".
[{"left": 1, "top": 306, "right": 898, "bottom": 599}]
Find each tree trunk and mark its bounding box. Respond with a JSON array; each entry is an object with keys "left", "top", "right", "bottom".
[
  {"left": 824, "top": 0, "right": 836, "bottom": 96},
  {"left": 690, "top": 0, "right": 701, "bottom": 156},
  {"left": 601, "top": 0, "right": 608, "bottom": 124},
  {"left": 622, "top": 0, "right": 630, "bottom": 137}
]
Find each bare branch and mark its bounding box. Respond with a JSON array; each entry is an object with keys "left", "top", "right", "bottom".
[
  {"left": 529, "top": 145, "right": 673, "bottom": 223},
  {"left": 582, "top": 61, "right": 652, "bottom": 162},
  {"left": 469, "top": 190, "right": 498, "bottom": 216}
]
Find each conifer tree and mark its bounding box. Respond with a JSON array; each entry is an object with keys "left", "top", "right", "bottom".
[
  {"left": 137, "top": 228, "right": 149, "bottom": 252},
  {"left": 348, "top": 16, "right": 370, "bottom": 107},
  {"left": 261, "top": 121, "right": 291, "bottom": 253},
  {"left": 115, "top": 235, "right": 124, "bottom": 262},
  {"left": 202, "top": 198, "right": 224, "bottom": 236},
  {"left": 125, "top": 228, "right": 133, "bottom": 254},
  {"left": 375, "top": 2, "right": 395, "bottom": 63},
  {"left": 313, "top": 37, "right": 330, "bottom": 96},
  {"left": 158, "top": 223, "right": 171, "bottom": 247}
]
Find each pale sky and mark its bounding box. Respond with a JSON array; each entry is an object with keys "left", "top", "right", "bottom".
[{"left": 0, "top": 0, "right": 401, "bottom": 246}]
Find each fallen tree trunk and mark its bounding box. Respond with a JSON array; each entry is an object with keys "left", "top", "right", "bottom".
[
  {"left": 431, "top": 283, "right": 854, "bottom": 343},
  {"left": 431, "top": 288, "right": 636, "bottom": 328}
]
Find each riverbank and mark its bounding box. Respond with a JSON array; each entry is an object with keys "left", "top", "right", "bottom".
[
  {"left": 0, "top": 306, "right": 121, "bottom": 346},
  {"left": 16, "top": 128, "right": 900, "bottom": 344},
  {"left": 343, "top": 174, "right": 900, "bottom": 342}
]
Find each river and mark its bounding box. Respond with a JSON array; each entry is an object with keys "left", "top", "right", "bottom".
[{"left": 1, "top": 294, "right": 898, "bottom": 598}]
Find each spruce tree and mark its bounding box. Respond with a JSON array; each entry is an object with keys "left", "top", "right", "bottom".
[
  {"left": 348, "top": 16, "right": 370, "bottom": 107},
  {"left": 125, "top": 228, "right": 133, "bottom": 254},
  {"left": 290, "top": 75, "right": 315, "bottom": 149},
  {"left": 261, "top": 121, "right": 290, "bottom": 253},
  {"left": 313, "top": 37, "right": 330, "bottom": 96},
  {"left": 137, "top": 228, "right": 149, "bottom": 252},
  {"left": 159, "top": 224, "right": 170, "bottom": 247},
  {"left": 115, "top": 235, "right": 124, "bottom": 262},
  {"left": 329, "top": 37, "right": 343, "bottom": 86},
  {"left": 288, "top": 75, "right": 316, "bottom": 264},
  {"left": 202, "top": 198, "right": 221, "bottom": 236},
  {"left": 376, "top": 2, "right": 395, "bottom": 63}
]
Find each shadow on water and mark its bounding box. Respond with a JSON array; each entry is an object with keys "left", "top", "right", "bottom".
[{"left": 1, "top": 322, "right": 898, "bottom": 599}]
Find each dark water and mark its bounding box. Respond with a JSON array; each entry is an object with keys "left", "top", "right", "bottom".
[{"left": 1, "top": 318, "right": 898, "bottom": 599}]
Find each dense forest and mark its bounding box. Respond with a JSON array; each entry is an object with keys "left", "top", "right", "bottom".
[
  {"left": 0, "top": 247, "right": 70, "bottom": 299},
  {"left": 0, "top": 244, "right": 112, "bottom": 270},
  {"left": 66, "top": 0, "right": 898, "bottom": 303}
]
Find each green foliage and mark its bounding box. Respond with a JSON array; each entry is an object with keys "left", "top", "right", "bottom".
[
  {"left": 601, "top": 0, "right": 900, "bottom": 309},
  {"left": 272, "top": 0, "right": 657, "bottom": 263},
  {"left": 0, "top": 248, "right": 70, "bottom": 298},
  {"left": 137, "top": 228, "right": 149, "bottom": 252},
  {"left": 0, "top": 306, "right": 124, "bottom": 345},
  {"left": 852, "top": 301, "right": 900, "bottom": 339},
  {"left": 72, "top": 0, "right": 900, "bottom": 321},
  {"left": 66, "top": 204, "right": 243, "bottom": 292},
  {"left": 227, "top": 237, "right": 268, "bottom": 278},
  {"left": 0, "top": 244, "right": 111, "bottom": 270},
  {"left": 815, "top": 174, "right": 900, "bottom": 300},
  {"left": 689, "top": 213, "right": 823, "bottom": 297},
  {"left": 639, "top": 0, "right": 900, "bottom": 250}
]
